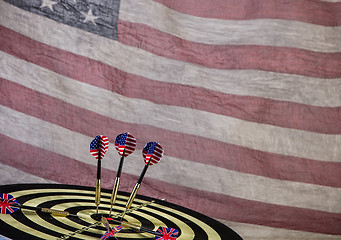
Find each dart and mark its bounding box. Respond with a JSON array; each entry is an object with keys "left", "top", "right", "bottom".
[
  {"left": 121, "top": 142, "right": 164, "bottom": 220},
  {"left": 100, "top": 216, "right": 123, "bottom": 240},
  {"left": 90, "top": 135, "right": 109, "bottom": 214},
  {"left": 0, "top": 193, "right": 75, "bottom": 217},
  {"left": 109, "top": 132, "right": 136, "bottom": 215},
  {"left": 107, "top": 218, "right": 179, "bottom": 240}
]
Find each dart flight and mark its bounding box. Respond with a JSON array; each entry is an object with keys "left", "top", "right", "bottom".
[
  {"left": 110, "top": 132, "right": 136, "bottom": 215},
  {"left": 121, "top": 142, "right": 164, "bottom": 219},
  {"left": 155, "top": 227, "right": 179, "bottom": 240},
  {"left": 90, "top": 135, "right": 109, "bottom": 214}
]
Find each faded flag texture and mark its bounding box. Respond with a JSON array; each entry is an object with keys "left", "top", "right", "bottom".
[{"left": 0, "top": 0, "right": 341, "bottom": 239}]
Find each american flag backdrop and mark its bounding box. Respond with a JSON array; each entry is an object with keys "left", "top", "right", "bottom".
[{"left": 0, "top": 0, "right": 340, "bottom": 239}]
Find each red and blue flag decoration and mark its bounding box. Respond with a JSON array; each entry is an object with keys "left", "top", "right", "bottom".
[
  {"left": 155, "top": 227, "right": 179, "bottom": 240},
  {"left": 142, "top": 142, "right": 164, "bottom": 166},
  {"left": 100, "top": 225, "right": 123, "bottom": 240},
  {"left": 0, "top": 193, "right": 20, "bottom": 214},
  {"left": 114, "top": 132, "right": 136, "bottom": 157},
  {"left": 90, "top": 135, "right": 109, "bottom": 160}
]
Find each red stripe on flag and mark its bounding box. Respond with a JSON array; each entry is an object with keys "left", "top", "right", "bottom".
[
  {"left": 154, "top": 0, "right": 341, "bottom": 26},
  {"left": 117, "top": 20, "right": 341, "bottom": 78}
]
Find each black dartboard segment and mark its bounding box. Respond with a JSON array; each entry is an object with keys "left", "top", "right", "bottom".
[{"left": 0, "top": 184, "right": 242, "bottom": 240}]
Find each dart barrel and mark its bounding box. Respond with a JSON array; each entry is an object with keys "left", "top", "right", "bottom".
[
  {"left": 40, "top": 208, "right": 70, "bottom": 217},
  {"left": 110, "top": 177, "right": 120, "bottom": 205},
  {"left": 11, "top": 204, "right": 71, "bottom": 217},
  {"left": 125, "top": 183, "right": 140, "bottom": 209},
  {"left": 95, "top": 179, "right": 101, "bottom": 206}
]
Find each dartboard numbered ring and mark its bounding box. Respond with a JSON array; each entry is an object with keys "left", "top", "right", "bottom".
[{"left": 0, "top": 184, "right": 242, "bottom": 240}]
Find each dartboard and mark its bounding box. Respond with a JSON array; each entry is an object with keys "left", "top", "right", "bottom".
[{"left": 0, "top": 184, "right": 242, "bottom": 240}]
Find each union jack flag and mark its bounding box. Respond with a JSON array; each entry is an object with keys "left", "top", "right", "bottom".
[
  {"left": 155, "top": 227, "right": 179, "bottom": 240},
  {"left": 0, "top": 193, "right": 20, "bottom": 214},
  {"left": 114, "top": 132, "right": 136, "bottom": 157},
  {"left": 142, "top": 142, "right": 164, "bottom": 166},
  {"left": 100, "top": 225, "right": 123, "bottom": 240},
  {"left": 90, "top": 135, "right": 109, "bottom": 160}
]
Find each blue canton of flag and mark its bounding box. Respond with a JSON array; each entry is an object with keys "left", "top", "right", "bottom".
[
  {"left": 90, "top": 135, "right": 101, "bottom": 150},
  {"left": 116, "top": 133, "right": 128, "bottom": 145},
  {"left": 4, "top": 0, "right": 121, "bottom": 40},
  {"left": 144, "top": 142, "right": 156, "bottom": 155},
  {"left": 0, "top": 193, "right": 20, "bottom": 214}
]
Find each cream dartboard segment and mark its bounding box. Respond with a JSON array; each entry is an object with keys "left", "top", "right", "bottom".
[{"left": 0, "top": 184, "right": 242, "bottom": 240}]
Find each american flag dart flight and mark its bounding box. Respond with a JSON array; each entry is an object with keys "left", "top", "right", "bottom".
[
  {"left": 110, "top": 133, "right": 137, "bottom": 215},
  {"left": 90, "top": 135, "right": 109, "bottom": 160},
  {"left": 114, "top": 132, "right": 136, "bottom": 157},
  {"left": 90, "top": 135, "right": 109, "bottom": 214},
  {"left": 142, "top": 142, "right": 163, "bottom": 166}
]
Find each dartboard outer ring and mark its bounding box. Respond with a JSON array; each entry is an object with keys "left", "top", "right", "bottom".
[{"left": 0, "top": 183, "right": 242, "bottom": 240}]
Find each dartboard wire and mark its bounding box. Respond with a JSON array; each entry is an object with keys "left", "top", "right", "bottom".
[{"left": 56, "top": 200, "right": 156, "bottom": 240}]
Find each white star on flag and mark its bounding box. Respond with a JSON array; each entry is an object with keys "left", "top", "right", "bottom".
[
  {"left": 81, "top": 9, "right": 99, "bottom": 25},
  {"left": 40, "top": 0, "right": 57, "bottom": 11}
]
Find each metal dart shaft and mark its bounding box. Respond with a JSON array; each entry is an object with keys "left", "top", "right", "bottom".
[
  {"left": 121, "top": 182, "right": 140, "bottom": 220},
  {"left": 110, "top": 149, "right": 125, "bottom": 215}
]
